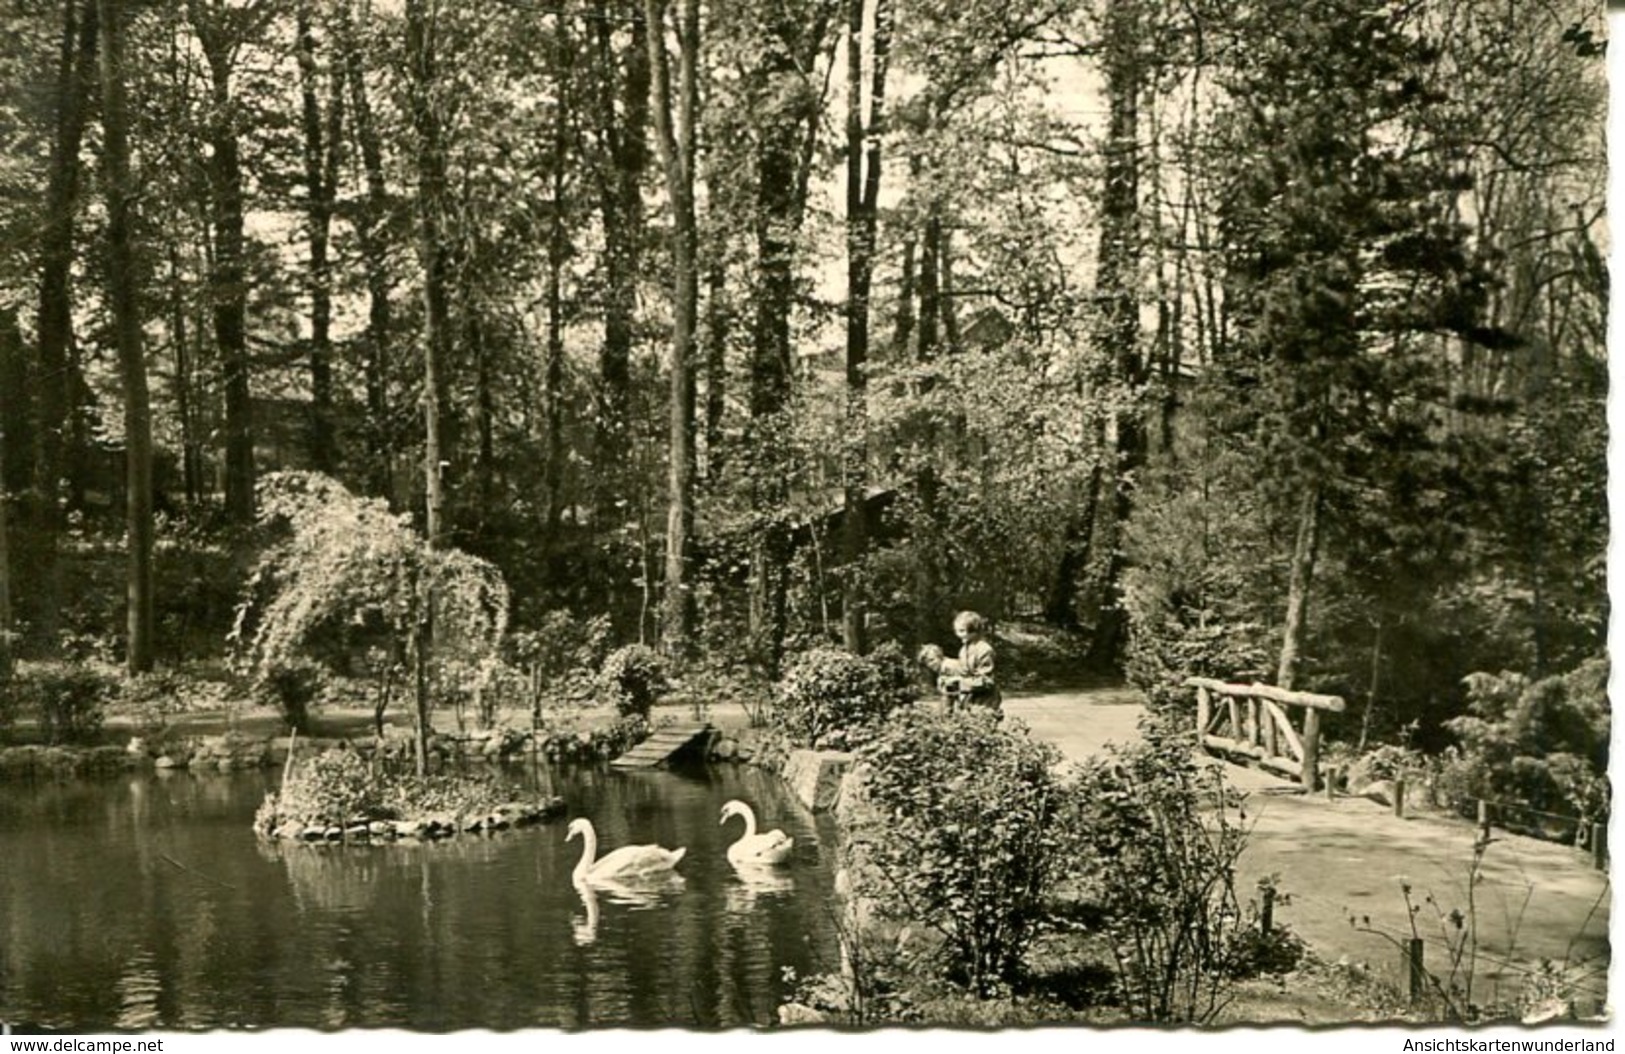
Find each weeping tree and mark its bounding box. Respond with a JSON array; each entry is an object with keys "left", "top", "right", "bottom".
[{"left": 231, "top": 472, "right": 508, "bottom": 772}]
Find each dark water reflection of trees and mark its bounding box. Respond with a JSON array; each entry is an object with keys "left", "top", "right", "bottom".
[{"left": 0, "top": 764, "right": 838, "bottom": 1030}]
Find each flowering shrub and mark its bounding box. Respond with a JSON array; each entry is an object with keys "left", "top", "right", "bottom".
[{"left": 774, "top": 642, "right": 916, "bottom": 749}]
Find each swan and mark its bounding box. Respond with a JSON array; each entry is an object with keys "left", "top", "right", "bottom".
[
  {"left": 566, "top": 818, "right": 686, "bottom": 883},
  {"left": 719, "top": 800, "right": 794, "bottom": 867}
]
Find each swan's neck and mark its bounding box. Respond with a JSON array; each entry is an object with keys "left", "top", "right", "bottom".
[
  {"left": 737, "top": 806, "right": 758, "bottom": 839},
  {"left": 572, "top": 826, "right": 597, "bottom": 881}
]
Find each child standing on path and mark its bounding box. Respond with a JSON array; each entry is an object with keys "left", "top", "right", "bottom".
[{"left": 919, "top": 610, "right": 1001, "bottom": 713}]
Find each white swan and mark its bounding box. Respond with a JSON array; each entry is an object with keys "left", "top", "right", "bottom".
[
  {"left": 719, "top": 800, "right": 794, "bottom": 867},
  {"left": 566, "top": 818, "right": 686, "bottom": 883}
]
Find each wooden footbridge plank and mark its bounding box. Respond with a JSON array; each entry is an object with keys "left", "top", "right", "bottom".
[{"left": 610, "top": 722, "right": 712, "bottom": 769}]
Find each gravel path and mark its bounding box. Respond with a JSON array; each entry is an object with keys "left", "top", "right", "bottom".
[{"left": 1001, "top": 689, "right": 1612, "bottom": 1013}]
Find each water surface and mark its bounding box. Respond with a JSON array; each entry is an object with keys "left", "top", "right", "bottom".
[{"left": 0, "top": 762, "right": 841, "bottom": 1031}]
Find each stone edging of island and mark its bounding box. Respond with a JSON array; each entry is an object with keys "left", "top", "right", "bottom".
[{"left": 254, "top": 795, "right": 568, "bottom": 845}]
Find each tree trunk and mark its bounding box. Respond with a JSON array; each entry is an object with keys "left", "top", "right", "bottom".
[
  {"left": 166, "top": 243, "right": 204, "bottom": 504},
  {"left": 98, "top": 0, "right": 154, "bottom": 674},
  {"left": 702, "top": 261, "right": 727, "bottom": 481},
  {"left": 33, "top": 0, "right": 98, "bottom": 645},
  {"left": 543, "top": 16, "right": 572, "bottom": 536},
  {"left": 1275, "top": 483, "right": 1322, "bottom": 691},
  {"left": 592, "top": 0, "right": 649, "bottom": 523},
  {"left": 0, "top": 407, "right": 13, "bottom": 685},
  {"left": 405, "top": 0, "right": 452, "bottom": 771},
  {"left": 0, "top": 311, "right": 29, "bottom": 506},
  {"left": 406, "top": 0, "right": 450, "bottom": 547},
  {"left": 840, "top": 0, "right": 894, "bottom": 655},
  {"left": 646, "top": 0, "right": 700, "bottom": 656},
  {"left": 471, "top": 314, "right": 494, "bottom": 530},
  {"left": 411, "top": 569, "right": 431, "bottom": 776},
  {"left": 543, "top": 201, "right": 566, "bottom": 535},
  {"left": 911, "top": 205, "right": 945, "bottom": 637},
  {"left": 744, "top": 7, "right": 831, "bottom": 674},
  {"left": 891, "top": 232, "right": 916, "bottom": 357},
  {"left": 194, "top": 10, "right": 255, "bottom": 524},
  {"left": 297, "top": 3, "right": 343, "bottom": 474},
  {"left": 342, "top": 0, "right": 395, "bottom": 501},
  {"left": 1082, "top": 5, "right": 1144, "bottom": 669}
]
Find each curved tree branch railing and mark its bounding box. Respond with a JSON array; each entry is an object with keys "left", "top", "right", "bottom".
[{"left": 1186, "top": 677, "right": 1345, "bottom": 791}]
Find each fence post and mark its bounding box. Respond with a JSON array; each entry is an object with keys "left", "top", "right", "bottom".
[
  {"left": 1300, "top": 708, "right": 1321, "bottom": 792},
  {"left": 1592, "top": 822, "right": 1608, "bottom": 872},
  {"left": 1325, "top": 766, "right": 1337, "bottom": 802},
  {"left": 1407, "top": 938, "right": 1426, "bottom": 1004},
  {"left": 1195, "top": 686, "right": 1211, "bottom": 751},
  {"left": 1477, "top": 800, "right": 1492, "bottom": 840},
  {"left": 1393, "top": 776, "right": 1406, "bottom": 819}
]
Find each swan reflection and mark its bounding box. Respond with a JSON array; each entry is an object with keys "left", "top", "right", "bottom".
[
  {"left": 571, "top": 880, "right": 601, "bottom": 946},
  {"left": 724, "top": 865, "right": 795, "bottom": 913},
  {"left": 570, "top": 871, "right": 688, "bottom": 946}
]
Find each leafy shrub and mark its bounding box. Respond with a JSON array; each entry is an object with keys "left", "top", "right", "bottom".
[
  {"left": 677, "top": 655, "right": 775, "bottom": 727},
  {"left": 858, "top": 707, "right": 1066, "bottom": 995},
  {"left": 1440, "top": 658, "right": 1609, "bottom": 824},
  {"left": 535, "top": 714, "right": 649, "bottom": 762},
  {"left": 1063, "top": 732, "right": 1251, "bottom": 1023},
  {"left": 1335, "top": 741, "right": 1428, "bottom": 791},
  {"left": 1120, "top": 459, "right": 1276, "bottom": 715},
  {"left": 1226, "top": 924, "right": 1307, "bottom": 980},
  {"left": 1227, "top": 881, "right": 1307, "bottom": 980},
  {"left": 378, "top": 768, "right": 514, "bottom": 819},
  {"left": 276, "top": 749, "right": 379, "bottom": 826},
  {"left": 272, "top": 749, "right": 520, "bottom": 828},
  {"left": 120, "top": 670, "right": 190, "bottom": 740},
  {"left": 775, "top": 642, "right": 916, "bottom": 749},
  {"left": 261, "top": 659, "right": 323, "bottom": 733},
  {"left": 11, "top": 662, "right": 115, "bottom": 745},
  {"left": 510, "top": 611, "right": 612, "bottom": 714},
  {"left": 232, "top": 472, "right": 511, "bottom": 737},
  {"left": 0, "top": 679, "right": 20, "bottom": 742},
  {"left": 598, "top": 644, "right": 667, "bottom": 719}
]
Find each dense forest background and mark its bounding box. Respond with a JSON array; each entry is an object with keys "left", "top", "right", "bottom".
[{"left": 0, "top": 0, "right": 1607, "bottom": 755}]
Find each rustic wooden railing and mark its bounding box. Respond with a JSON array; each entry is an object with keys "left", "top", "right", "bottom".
[{"left": 1185, "top": 677, "right": 1345, "bottom": 791}]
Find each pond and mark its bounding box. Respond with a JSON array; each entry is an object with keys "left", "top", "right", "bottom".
[{"left": 0, "top": 761, "right": 844, "bottom": 1031}]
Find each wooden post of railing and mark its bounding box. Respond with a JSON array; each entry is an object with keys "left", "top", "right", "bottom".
[
  {"left": 1591, "top": 822, "right": 1607, "bottom": 872},
  {"left": 1393, "top": 776, "right": 1406, "bottom": 818},
  {"left": 1300, "top": 707, "right": 1320, "bottom": 792},
  {"left": 1407, "top": 938, "right": 1426, "bottom": 1004},
  {"left": 1186, "top": 678, "right": 1342, "bottom": 791}
]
